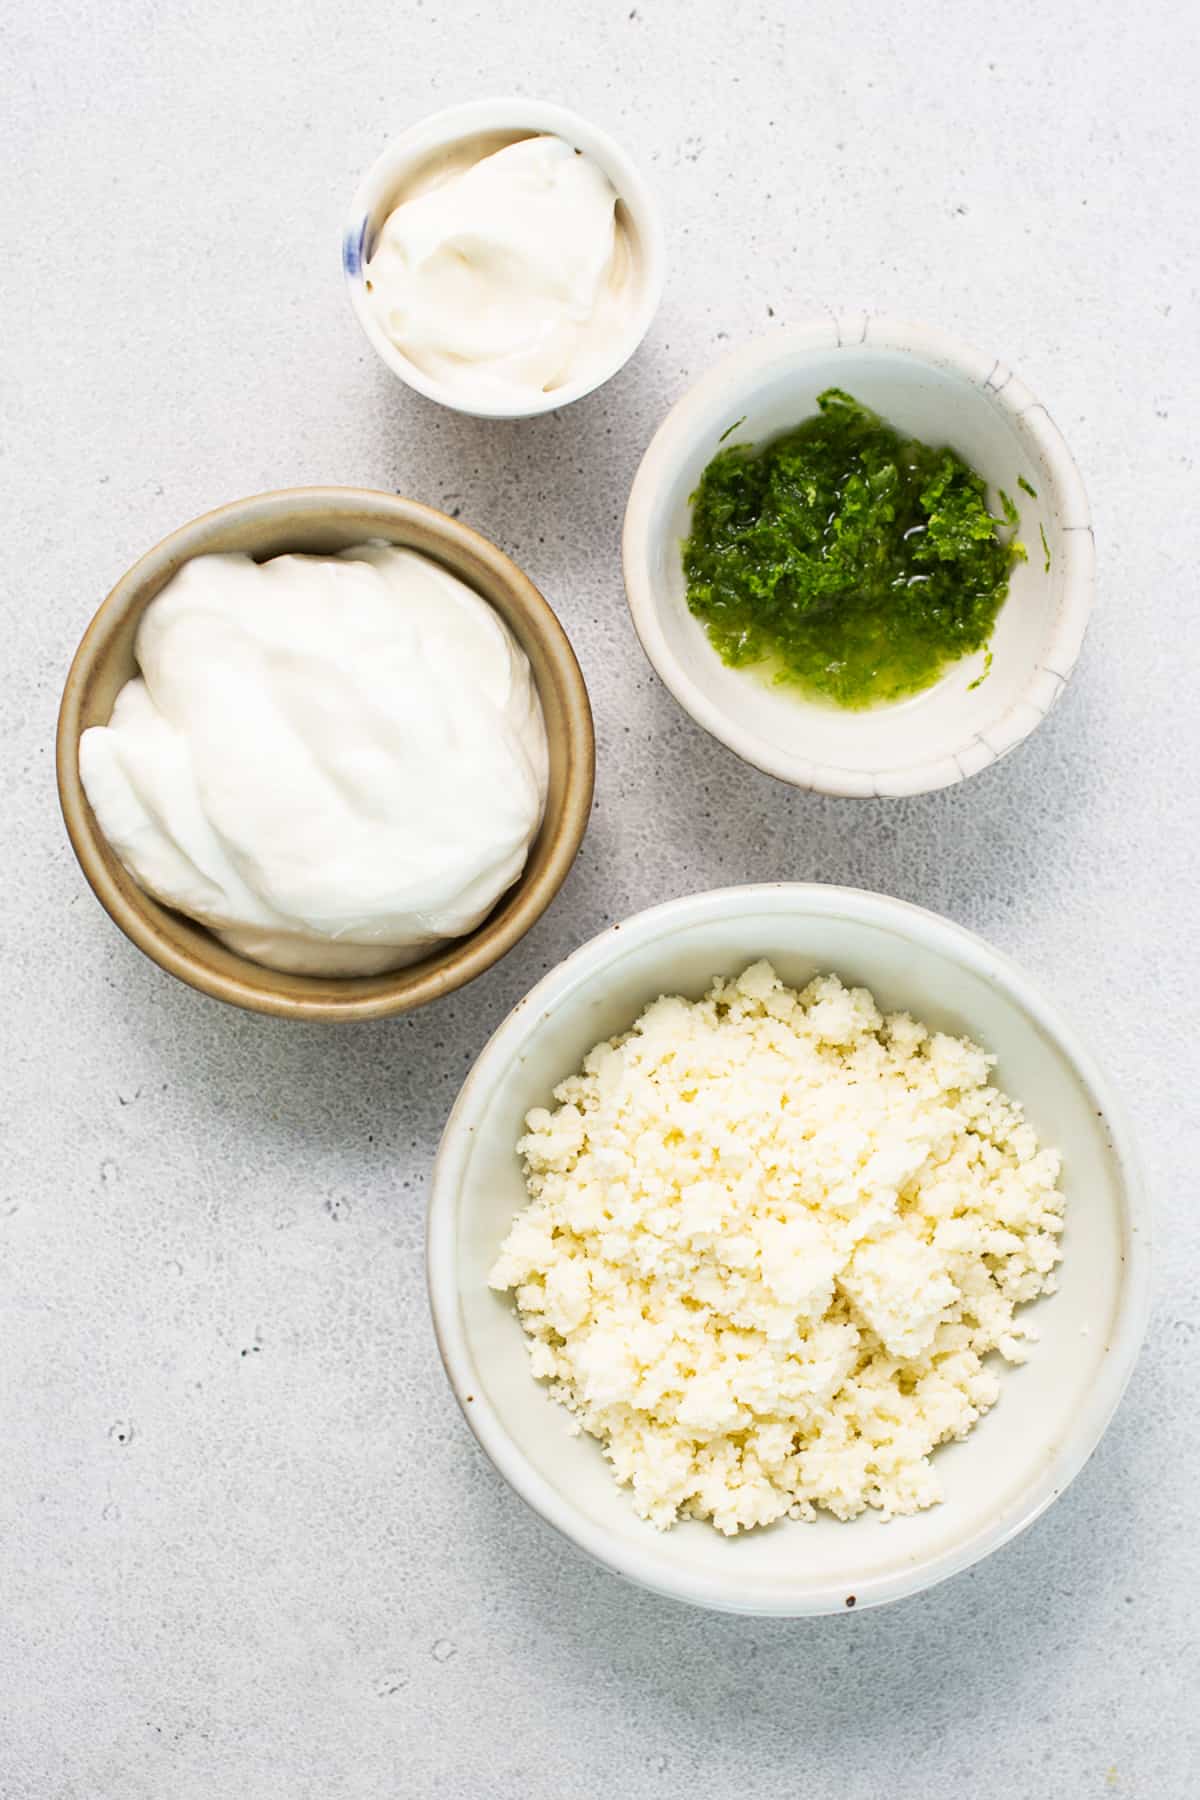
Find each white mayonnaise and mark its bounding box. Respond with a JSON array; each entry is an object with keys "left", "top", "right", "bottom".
[
  {"left": 366, "top": 134, "right": 631, "bottom": 397},
  {"left": 79, "top": 545, "right": 549, "bottom": 975}
]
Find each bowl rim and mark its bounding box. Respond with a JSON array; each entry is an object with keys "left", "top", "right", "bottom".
[
  {"left": 56, "top": 486, "right": 595, "bottom": 1021},
  {"left": 427, "top": 880, "right": 1151, "bottom": 1616},
  {"left": 343, "top": 96, "right": 666, "bottom": 420},
  {"left": 621, "top": 314, "right": 1095, "bottom": 798}
]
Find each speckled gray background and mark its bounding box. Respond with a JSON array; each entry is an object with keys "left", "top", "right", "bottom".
[{"left": 2, "top": 0, "right": 1197, "bottom": 1794}]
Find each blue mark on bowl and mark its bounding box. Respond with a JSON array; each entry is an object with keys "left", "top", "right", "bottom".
[{"left": 343, "top": 218, "right": 368, "bottom": 280}]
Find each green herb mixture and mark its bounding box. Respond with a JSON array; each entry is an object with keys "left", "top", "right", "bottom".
[{"left": 682, "top": 389, "right": 1024, "bottom": 708}]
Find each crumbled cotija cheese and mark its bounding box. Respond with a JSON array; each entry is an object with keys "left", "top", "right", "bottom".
[{"left": 488, "top": 964, "right": 1065, "bottom": 1534}]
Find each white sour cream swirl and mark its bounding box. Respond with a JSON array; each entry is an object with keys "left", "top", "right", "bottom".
[{"left": 79, "top": 545, "right": 549, "bottom": 975}]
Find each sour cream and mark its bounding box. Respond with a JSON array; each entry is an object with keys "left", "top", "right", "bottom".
[
  {"left": 78, "top": 545, "right": 549, "bottom": 975},
  {"left": 365, "top": 134, "right": 631, "bottom": 397}
]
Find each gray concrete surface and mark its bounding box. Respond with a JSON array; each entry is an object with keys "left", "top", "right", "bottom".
[{"left": 2, "top": 1, "right": 1197, "bottom": 1794}]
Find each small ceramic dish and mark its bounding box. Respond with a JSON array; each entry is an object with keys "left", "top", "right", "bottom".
[
  {"left": 428, "top": 883, "right": 1148, "bottom": 1616},
  {"left": 344, "top": 97, "right": 665, "bottom": 419},
  {"left": 57, "top": 489, "right": 594, "bottom": 1021},
  {"left": 622, "top": 316, "right": 1094, "bottom": 797}
]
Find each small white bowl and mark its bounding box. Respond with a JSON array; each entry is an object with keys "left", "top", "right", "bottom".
[
  {"left": 344, "top": 98, "right": 665, "bottom": 420},
  {"left": 622, "top": 317, "right": 1094, "bottom": 797},
  {"left": 428, "top": 883, "right": 1148, "bottom": 1617}
]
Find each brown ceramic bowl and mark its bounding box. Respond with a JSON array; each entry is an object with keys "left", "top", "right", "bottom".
[{"left": 57, "top": 488, "right": 595, "bottom": 1020}]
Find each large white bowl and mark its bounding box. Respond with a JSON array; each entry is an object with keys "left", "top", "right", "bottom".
[
  {"left": 428, "top": 884, "right": 1148, "bottom": 1616},
  {"left": 622, "top": 317, "right": 1094, "bottom": 797},
  {"left": 344, "top": 98, "right": 665, "bottom": 420}
]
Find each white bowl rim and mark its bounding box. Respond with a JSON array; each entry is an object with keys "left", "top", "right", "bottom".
[
  {"left": 621, "top": 316, "right": 1095, "bottom": 798},
  {"left": 427, "top": 881, "right": 1150, "bottom": 1616},
  {"left": 344, "top": 96, "right": 666, "bottom": 420}
]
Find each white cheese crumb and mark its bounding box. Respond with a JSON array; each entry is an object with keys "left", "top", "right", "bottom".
[{"left": 489, "top": 964, "right": 1065, "bottom": 1535}]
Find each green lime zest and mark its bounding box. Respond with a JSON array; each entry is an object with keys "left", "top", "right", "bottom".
[
  {"left": 682, "top": 389, "right": 1023, "bottom": 709},
  {"left": 967, "top": 647, "right": 994, "bottom": 691}
]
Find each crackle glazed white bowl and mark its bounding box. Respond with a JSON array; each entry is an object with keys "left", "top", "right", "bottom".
[
  {"left": 428, "top": 884, "right": 1149, "bottom": 1616},
  {"left": 344, "top": 97, "right": 665, "bottom": 419},
  {"left": 622, "top": 317, "right": 1094, "bottom": 797}
]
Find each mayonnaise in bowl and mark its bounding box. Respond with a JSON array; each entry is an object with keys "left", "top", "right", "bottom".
[
  {"left": 346, "top": 101, "right": 665, "bottom": 419},
  {"left": 366, "top": 135, "right": 633, "bottom": 400}
]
